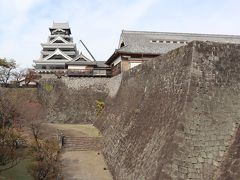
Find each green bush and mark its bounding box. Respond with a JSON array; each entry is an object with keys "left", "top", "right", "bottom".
[
  {"left": 95, "top": 100, "right": 105, "bottom": 116},
  {"left": 43, "top": 84, "right": 53, "bottom": 93}
]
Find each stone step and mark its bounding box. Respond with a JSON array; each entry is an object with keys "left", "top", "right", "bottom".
[
  {"left": 64, "top": 144, "right": 102, "bottom": 148},
  {"left": 64, "top": 144, "right": 101, "bottom": 146},
  {"left": 65, "top": 136, "right": 102, "bottom": 139},
  {"left": 61, "top": 136, "right": 103, "bottom": 151},
  {"left": 64, "top": 139, "right": 102, "bottom": 142},
  {"left": 65, "top": 141, "right": 101, "bottom": 143},
  {"left": 64, "top": 143, "right": 102, "bottom": 146},
  {"left": 63, "top": 146, "right": 102, "bottom": 149},
  {"left": 64, "top": 146, "right": 102, "bottom": 148},
  {"left": 64, "top": 144, "right": 102, "bottom": 146},
  {"left": 64, "top": 140, "right": 102, "bottom": 143},
  {"left": 63, "top": 149, "right": 100, "bottom": 151},
  {"left": 64, "top": 141, "right": 101, "bottom": 143},
  {"left": 63, "top": 147, "right": 102, "bottom": 151}
]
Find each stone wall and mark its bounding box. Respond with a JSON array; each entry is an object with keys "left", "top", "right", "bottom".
[
  {"left": 40, "top": 74, "right": 56, "bottom": 79},
  {"left": 106, "top": 74, "right": 122, "bottom": 98},
  {"left": 95, "top": 41, "right": 240, "bottom": 179},
  {"left": 170, "top": 41, "right": 240, "bottom": 179},
  {"left": 38, "top": 75, "right": 122, "bottom": 123},
  {"left": 61, "top": 77, "right": 110, "bottom": 92},
  {"left": 216, "top": 126, "right": 240, "bottom": 179}
]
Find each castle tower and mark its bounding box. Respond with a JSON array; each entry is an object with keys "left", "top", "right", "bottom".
[
  {"left": 34, "top": 22, "right": 80, "bottom": 72},
  {"left": 34, "top": 22, "right": 111, "bottom": 77}
]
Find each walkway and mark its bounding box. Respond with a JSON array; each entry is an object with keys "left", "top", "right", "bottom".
[{"left": 44, "top": 123, "right": 113, "bottom": 180}]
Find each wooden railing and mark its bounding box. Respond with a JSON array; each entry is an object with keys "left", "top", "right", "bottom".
[{"left": 35, "top": 69, "right": 112, "bottom": 77}]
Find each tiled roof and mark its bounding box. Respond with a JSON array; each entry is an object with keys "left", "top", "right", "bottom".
[
  {"left": 66, "top": 61, "right": 96, "bottom": 65},
  {"left": 74, "top": 53, "right": 93, "bottom": 62},
  {"left": 118, "top": 30, "right": 240, "bottom": 54},
  {"left": 66, "top": 53, "right": 96, "bottom": 65},
  {"left": 105, "top": 30, "right": 240, "bottom": 65},
  {"left": 50, "top": 22, "right": 70, "bottom": 29},
  {"left": 96, "top": 61, "right": 110, "bottom": 68}
]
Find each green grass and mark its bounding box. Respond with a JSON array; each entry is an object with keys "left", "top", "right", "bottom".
[
  {"left": 0, "top": 148, "right": 33, "bottom": 180},
  {"left": 72, "top": 124, "right": 102, "bottom": 137},
  {"left": 0, "top": 158, "right": 33, "bottom": 180},
  {"left": 46, "top": 123, "right": 102, "bottom": 137}
]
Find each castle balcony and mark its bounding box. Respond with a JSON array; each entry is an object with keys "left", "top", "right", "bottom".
[
  {"left": 41, "top": 43, "right": 76, "bottom": 49},
  {"left": 41, "top": 50, "right": 76, "bottom": 56}
]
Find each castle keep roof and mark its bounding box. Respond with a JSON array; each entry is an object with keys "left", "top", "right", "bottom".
[
  {"left": 34, "top": 22, "right": 95, "bottom": 69},
  {"left": 49, "top": 22, "right": 71, "bottom": 35},
  {"left": 51, "top": 22, "right": 70, "bottom": 29},
  {"left": 33, "top": 22, "right": 111, "bottom": 77}
]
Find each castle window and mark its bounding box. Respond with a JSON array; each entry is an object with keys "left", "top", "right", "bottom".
[
  {"left": 151, "top": 40, "right": 157, "bottom": 43},
  {"left": 55, "top": 40, "right": 64, "bottom": 43},
  {"left": 120, "top": 42, "right": 125, "bottom": 47}
]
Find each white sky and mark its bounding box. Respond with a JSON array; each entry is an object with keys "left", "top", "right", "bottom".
[{"left": 0, "top": 0, "right": 240, "bottom": 68}]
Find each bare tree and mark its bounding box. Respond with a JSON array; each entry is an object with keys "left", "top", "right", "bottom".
[
  {"left": 0, "top": 59, "right": 9, "bottom": 67},
  {"left": 0, "top": 89, "right": 25, "bottom": 172},
  {"left": 29, "top": 122, "right": 61, "bottom": 180},
  {"left": 12, "top": 69, "right": 26, "bottom": 83},
  {"left": 30, "top": 122, "right": 42, "bottom": 149},
  {"left": 0, "top": 58, "right": 16, "bottom": 86},
  {"left": 25, "top": 69, "right": 41, "bottom": 85},
  {"left": 0, "top": 128, "right": 25, "bottom": 172},
  {"left": 0, "top": 90, "right": 17, "bottom": 129}
]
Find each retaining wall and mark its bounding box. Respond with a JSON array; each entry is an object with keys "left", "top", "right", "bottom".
[{"left": 95, "top": 41, "right": 240, "bottom": 179}]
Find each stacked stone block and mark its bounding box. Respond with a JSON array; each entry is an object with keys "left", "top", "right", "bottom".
[{"left": 96, "top": 41, "right": 240, "bottom": 179}]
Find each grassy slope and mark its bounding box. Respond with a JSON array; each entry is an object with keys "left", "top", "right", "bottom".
[
  {"left": 43, "top": 123, "right": 102, "bottom": 137},
  {"left": 1, "top": 158, "right": 33, "bottom": 180}
]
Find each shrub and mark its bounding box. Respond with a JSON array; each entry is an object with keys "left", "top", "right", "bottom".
[
  {"left": 95, "top": 100, "right": 105, "bottom": 116},
  {"left": 42, "top": 84, "right": 53, "bottom": 93},
  {"left": 28, "top": 123, "right": 61, "bottom": 180},
  {"left": 0, "top": 128, "right": 25, "bottom": 172}
]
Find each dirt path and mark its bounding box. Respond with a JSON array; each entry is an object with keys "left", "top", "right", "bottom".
[{"left": 44, "top": 123, "right": 113, "bottom": 180}]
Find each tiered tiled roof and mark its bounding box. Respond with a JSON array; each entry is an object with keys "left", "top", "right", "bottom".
[{"left": 34, "top": 22, "right": 96, "bottom": 69}]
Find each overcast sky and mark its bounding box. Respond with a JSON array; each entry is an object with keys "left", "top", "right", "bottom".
[{"left": 0, "top": 0, "right": 240, "bottom": 68}]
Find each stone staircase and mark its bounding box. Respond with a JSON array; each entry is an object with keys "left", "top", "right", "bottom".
[{"left": 63, "top": 136, "right": 103, "bottom": 151}]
